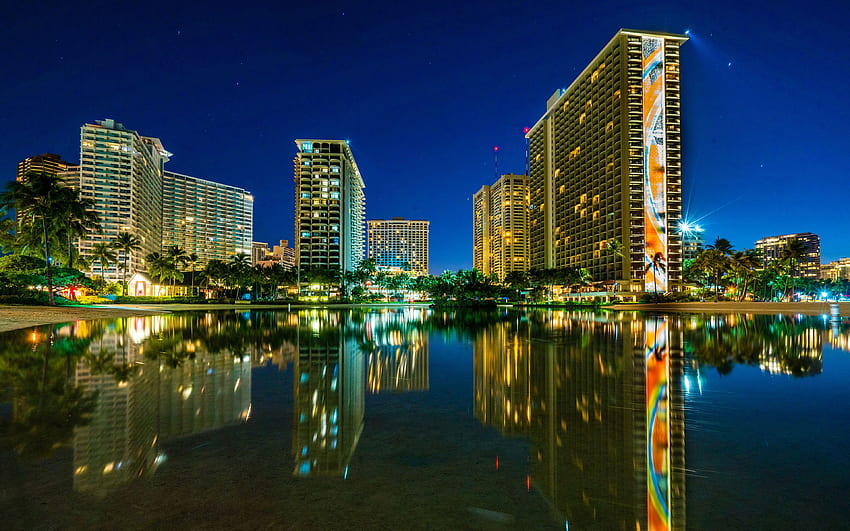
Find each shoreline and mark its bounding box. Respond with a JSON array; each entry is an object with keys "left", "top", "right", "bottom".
[{"left": 0, "top": 301, "right": 845, "bottom": 333}]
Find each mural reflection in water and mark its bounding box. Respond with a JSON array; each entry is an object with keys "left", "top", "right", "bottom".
[{"left": 474, "top": 311, "right": 686, "bottom": 530}]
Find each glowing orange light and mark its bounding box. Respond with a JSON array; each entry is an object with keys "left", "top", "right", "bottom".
[
  {"left": 495, "top": 456, "right": 499, "bottom": 470},
  {"left": 526, "top": 475, "right": 531, "bottom": 491}
]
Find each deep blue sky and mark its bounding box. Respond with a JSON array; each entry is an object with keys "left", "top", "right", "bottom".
[{"left": 2, "top": 1, "right": 849, "bottom": 273}]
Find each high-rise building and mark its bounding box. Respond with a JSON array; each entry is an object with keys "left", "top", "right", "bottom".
[
  {"left": 367, "top": 217, "right": 430, "bottom": 275},
  {"left": 679, "top": 223, "right": 705, "bottom": 262},
  {"left": 755, "top": 232, "right": 821, "bottom": 279},
  {"left": 294, "top": 140, "right": 365, "bottom": 273},
  {"left": 472, "top": 173, "right": 529, "bottom": 281},
  {"left": 16, "top": 153, "right": 78, "bottom": 183},
  {"left": 251, "top": 242, "right": 269, "bottom": 265},
  {"left": 273, "top": 239, "right": 297, "bottom": 271},
  {"left": 526, "top": 29, "right": 687, "bottom": 294},
  {"left": 162, "top": 170, "right": 253, "bottom": 266},
  {"left": 78, "top": 119, "right": 170, "bottom": 282}
]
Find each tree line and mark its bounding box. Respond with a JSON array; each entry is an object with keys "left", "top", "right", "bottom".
[{"left": 685, "top": 237, "right": 844, "bottom": 301}]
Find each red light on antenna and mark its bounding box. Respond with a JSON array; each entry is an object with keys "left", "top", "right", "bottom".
[
  {"left": 493, "top": 146, "right": 499, "bottom": 152},
  {"left": 523, "top": 127, "right": 530, "bottom": 134}
]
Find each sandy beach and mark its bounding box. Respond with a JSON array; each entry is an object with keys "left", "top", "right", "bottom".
[{"left": 0, "top": 301, "right": 846, "bottom": 334}]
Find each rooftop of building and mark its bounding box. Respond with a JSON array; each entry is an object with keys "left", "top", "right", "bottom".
[{"left": 526, "top": 28, "right": 688, "bottom": 137}]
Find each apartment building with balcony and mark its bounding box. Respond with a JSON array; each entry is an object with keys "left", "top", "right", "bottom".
[{"left": 526, "top": 29, "right": 687, "bottom": 294}]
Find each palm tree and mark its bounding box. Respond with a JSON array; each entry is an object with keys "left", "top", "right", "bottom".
[
  {"left": 230, "top": 253, "right": 252, "bottom": 298},
  {"left": 186, "top": 252, "right": 200, "bottom": 296},
  {"left": 145, "top": 252, "right": 179, "bottom": 295},
  {"left": 112, "top": 232, "right": 142, "bottom": 295},
  {"left": 707, "top": 237, "right": 734, "bottom": 255},
  {"left": 781, "top": 239, "right": 808, "bottom": 301},
  {"left": 729, "top": 249, "right": 762, "bottom": 301},
  {"left": 692, "top": 248, "right": 729, "bottom": 300},
  {"left": 164, "top": 245, "right": 189, "bottom": 269},
  {"left": 1, "top": 172, "right": 69, "bottom": 305},
  {"left": 89, "top": 242, "right": 117, "bottom": 293},
  {"left": 55, "top": 189, "right": 99, "bottom": 269},
  {"left": 201, "top": 259, "right": 230, "bottom": 297}
]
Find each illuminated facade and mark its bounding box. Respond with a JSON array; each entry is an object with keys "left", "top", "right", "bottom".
[
  {"left": 367, "top": 217, "right": 430, "bottom": 275},
  {"left": 256, "top": 239, "right": 297, "bottom": 270},
  {"left": 822, "top": 257, "right": 850, "bottom": 281},
  {"left": 680, "top": 226, "right": 704, "bottom": 262},
  {"left": 472, "top": 174, "right": 529, "bottom": 281},
  {"left": 162, "top": 170, "right": 253, "bottom": 267},
  {"left": 294, "top": 139, "right": 366, "bottom": 273},
  {"left": 526, "top": 29, "right": 687, "bottom": 293},
  {"left": 78, "top": 119, "right": 170, "bottom": 283},
  {"left": 252, "top": 242, "right": 269, "bottom": 264},
  {"left": 16, "top": 153, "right": 78, "bottom": 183},
  {"left": 755, "top": 232, "right": 821, "bottom": 279}
]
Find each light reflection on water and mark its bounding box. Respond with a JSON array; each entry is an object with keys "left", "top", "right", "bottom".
[{"left": 1, "top": 308, "right": 848, "bottom": 529}]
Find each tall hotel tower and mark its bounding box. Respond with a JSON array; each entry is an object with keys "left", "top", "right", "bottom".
[
  {"left": 526, "top": 29, "right": 687, "bottom": 293},
  {"left": 294, "top": 140, "right": 366, "bottom": 273},
  {"left": 473, "top": 173, "right": 529, "bottom": 281},
  {"left": 79, "top": 119, "right": 170, "bottom": 282},
  {"left": 367, "top": 218, "right": 430, "bottom": 275}
]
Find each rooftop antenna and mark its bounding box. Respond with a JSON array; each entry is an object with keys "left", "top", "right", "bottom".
[{"left": 493, "top": 146, "right": 499, "bottom": 180}]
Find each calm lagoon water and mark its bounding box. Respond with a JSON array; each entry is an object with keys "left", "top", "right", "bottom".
[{"left": 1, "top": 308, "right": 849, "bottom": 530}]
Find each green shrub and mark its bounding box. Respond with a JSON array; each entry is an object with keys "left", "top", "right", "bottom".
[
  {"left": 76, "top": 295, "right": 114, "bottom": 305},
  {"left": 0, "top": 292, "right": 50, "bottom": 305}
]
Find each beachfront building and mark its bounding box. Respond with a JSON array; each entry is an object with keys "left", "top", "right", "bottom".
[
  {"left": 755, "top": 232, "right": 821, "bottom": 279},
  {"left": 525, "top": 29, "right": 687, "bottom": 295},
  {"left": 367, "top": 218, "right": 430, "bottom": 275},
  {"left": 822, "top": 258, "right": 850, "bottom": 282},
  {"left": 78, "top": 119, "right": 170, "bottom": 283},
  {"left": 472, "top": 174, "right": 529, "bottom": 281},
  {"left": 293, "top": 139, "right": 365, "bottom": 273},
  {"left": 162, "top": 170, "right": 253, "bottom": 267}
]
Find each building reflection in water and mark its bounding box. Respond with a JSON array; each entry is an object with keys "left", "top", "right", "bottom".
[
  {"left": 69, "top": 313, "right": 256, "bottom": 496},
  {"left": 291, "top": 308, "right": 431, "bottom": 477},
  {"left": 364, "top": 308, "right": 430, "bottom": 394},
  {"left": 292, "top": 310, "right": 364, "bottom": 478},
  {"left": 474, "top": 311, "right": 687, "bottom": 530},
  {"left": 5, "top": 308, "right": 846, "bottom": 507}
]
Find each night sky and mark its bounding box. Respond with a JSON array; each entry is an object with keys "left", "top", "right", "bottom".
[{"left": 2, "top": 1, "right": 848, "bottom": 273}]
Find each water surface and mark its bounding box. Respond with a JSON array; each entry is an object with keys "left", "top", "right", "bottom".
[{"left": 1, "top": 308, "right": 848, "bottom": 529}]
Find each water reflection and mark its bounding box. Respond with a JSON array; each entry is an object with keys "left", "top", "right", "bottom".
[
  {"left": 472, "top": 310, "right": 850, "bottom": 529},
  {"left": 1, "top": 308, "right": 848, "bottom": 526},
  {"left": 292, "top": 310, "right": 364, "bottom": 478}
]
